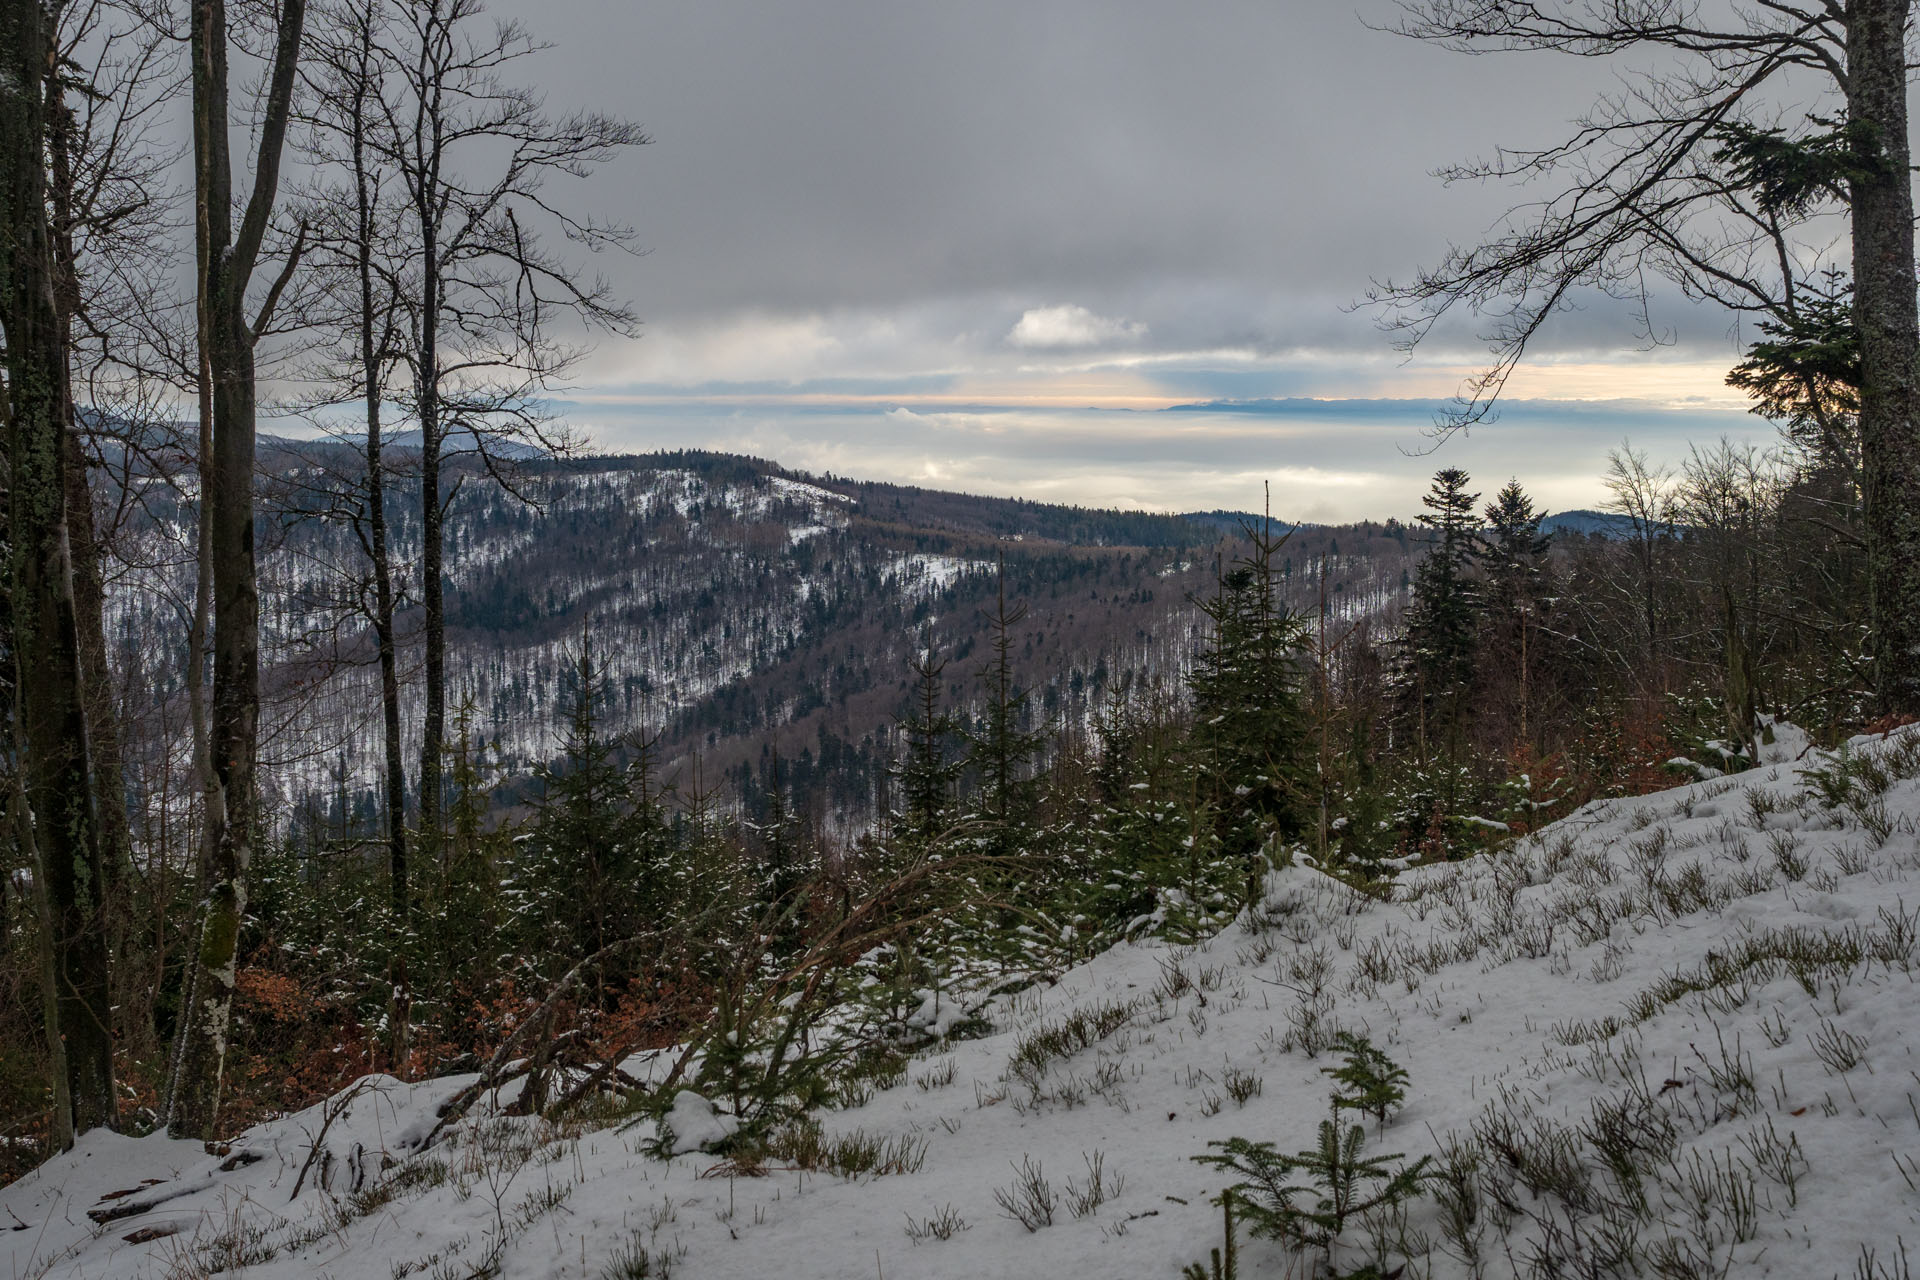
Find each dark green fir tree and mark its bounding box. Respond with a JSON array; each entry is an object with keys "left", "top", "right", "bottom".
[
  {"left": 1402, "top": 468, "right": 1482, "bottom": 759},
  {"left": 515, "top": 631, "right": 672, "bottom": 989},
  {"left": 1188, "top": 512, "right": 1311, "bottom": 903},
  {"left": 893, "top": 627, "right": 960, "bottom": 848},
  {"left": 964, "top": 559, "right": 1049, "bottom": 855}
]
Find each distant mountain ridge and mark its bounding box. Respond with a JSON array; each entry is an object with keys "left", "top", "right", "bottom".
[
  {"left": 1176, "top": 509, "right": 1301, "bottom": 538},
  {"left": 103, "top": 449, "right": 1424, "bottom": 836},
  {"left": 1539, "top": 509, "right": 1640, "bottom": 539}
]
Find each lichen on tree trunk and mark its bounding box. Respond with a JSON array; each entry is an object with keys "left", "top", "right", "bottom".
[{"left": 2, "top": 0, "right": 117, "bottom": 1140}]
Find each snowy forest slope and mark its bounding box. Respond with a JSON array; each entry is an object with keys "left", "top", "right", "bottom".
[{"left": 8, "top": 724, "right": 1920, "bottom": 1278}]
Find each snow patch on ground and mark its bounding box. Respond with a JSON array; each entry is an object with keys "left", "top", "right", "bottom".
[
  {"left": 766, "top": 475, "right": 857, "bottom": 508},
  {"left": 659, "top": 1091, "right": 739, "bottom": 1156},
  {"left": 9, "top": 726, "right": 1920, "bottom": 1278},
  {"left": 890, "top": 552, "right": 980, "bottom": 596}
]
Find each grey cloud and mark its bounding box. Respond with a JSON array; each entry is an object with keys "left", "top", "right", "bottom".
[{"left": 493, "top": 0, "right": 1754, "bottom": 371}]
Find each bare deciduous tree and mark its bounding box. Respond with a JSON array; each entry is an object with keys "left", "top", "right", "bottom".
[
  {"left": 294, "top": 0, "right": 413, "bottom": 914},
  {"left": 47, "top": 0, "right": 184, "bottom": 1059},
  {"left": 166, "top": 0, "right": 310, "bottom": 1142},
  {"left": 376, "top": 0, "right": 644, "bottom": 863}
]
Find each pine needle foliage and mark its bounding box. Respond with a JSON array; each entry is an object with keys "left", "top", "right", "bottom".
[
  {"left": 1320, "top": 1033, "right": 1410, "bottom": 1129},
  {"left": 1189, "top": 515, "right": 1311, "bottom": 896},
  {"left": 1401, "top": 469, "right": 1482, "bottom": 753},
  {"left": 510, "top": 635, "right": 675, "bottom": 985},
  {"left": 1195, "top": 1111, "right": 1433, "bottom": 1264},
  {"left": 894, "top": 629, "right": 961, "bottom": 848},
  {"left": 964, "top": 559, "right": 1050, "bottom": 851},
  {"left": 1726, "top": 267, "right": 1860, "bottom": 466}
]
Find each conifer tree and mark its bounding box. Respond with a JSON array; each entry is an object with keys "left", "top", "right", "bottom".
[
  {"left": 965, "top": 561, "right": 1048, "bottom": 853},
  {"left": 748, "top": 751, "right": 814, "bottom": 951},
  {"left": 422, "top": 698, "right": 503, "bottom": 996},
  {"left": 517, "top": 635, "right": 670, "bottom": 988},
  {"left": 1188, "top": 517, "right": 1310, "bottom": 899},
  {"left": 1479, "top": 481, "right": 1548, "bottom": 612},
  {"left": 1478, "top": 480, "right": 1551, "bottom": 748},
  {"left": 1078, "top": 681, "right": 1199, "bottom": 929},
  {"left": 894, "top": 629, "right": 959, "bottom": 846},
  {"left": 1402, "top": 469, "right": 1482, "bottom": 761}
]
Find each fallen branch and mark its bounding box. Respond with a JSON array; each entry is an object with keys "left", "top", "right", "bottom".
[
  {"left": 425, "top": 929, "right": 676, "bottom": 1146},
  {"left": 291, "top": 1078, "right": 378, "bottom": 1200},
  {"left": 86, "top": 1176, "right": 216, "bottom": 1224}
]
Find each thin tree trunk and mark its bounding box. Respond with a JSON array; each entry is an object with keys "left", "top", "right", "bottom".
[
  {"left": 60, "top": 429, "right": 146, "bottom": 1044},
  {"left": 345, "top": 7, "right": 409, "bottom": 915},
  {"left": 1518, "top": 608, "right": 1530, "bottom": 748},
  {"left": 48, "top": 85, "right": 145, "bottom": 1052},
  {"left": 373, "top": 394, "right": 407, "bottom": 915},
  {"left": 1848, "top": 0, "right": 1920, "bottom": 717},
  {"left": 167, "top": 0, "right": 306, "bottom": 1142},
  {"left": 170, "top": 12, "right": 219, "bottom": 1132},
  {"left": 166, "top": 363, "right": 213, "bottom": 1128},
  {"left": 408, "top": 1, "right": 448, "bottom": 863},
  {"left": 1, "top": 0, "right": 115, "bottom": 1135},
  {"left": 188, "top": 346, "right": 214, "bottom": 848},
  {"left": 416, "top": 251, "right": 444, "bottom": 873}
]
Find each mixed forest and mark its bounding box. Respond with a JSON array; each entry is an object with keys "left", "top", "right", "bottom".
[{"left": 6, "top": 1, "right": 1920, "bottom": 1255}]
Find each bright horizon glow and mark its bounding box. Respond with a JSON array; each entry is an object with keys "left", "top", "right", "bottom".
[
  {"left": 561, "top": 394, "right": 1773, "bottom": 525},
  {"left": 552, "top": 338, "right": 1768, "bottom": 523}
]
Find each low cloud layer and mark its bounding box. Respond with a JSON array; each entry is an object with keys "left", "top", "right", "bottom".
[
  {"left": 488, "top": 0, "right": 1818, "bottom": 511},
  {"left": 566, "top": 397, "right": 1770, "bottom": 524}
]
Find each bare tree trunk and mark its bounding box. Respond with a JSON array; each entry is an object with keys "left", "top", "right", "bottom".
[
  {"left": 406, "top": 7, "right": 447, "bottom": 865},
  {"left": 60, "top": 429, "right": 146, "bottom": 1039},
  {"left": 1518, "top": 608, "right": 1530, "bottom": 748},
  {"left": 169, "top": 11, "right": 220, "bottom": 1130},
  {"left": 167, "top": 359, "right": 213, "bottom": 1131},
  {"left": 7, "top": 745, "right": 72, "bottom": 1154},
  {"left": 416, "top": 250, "right": 444, "bottom": 874},
  {"left": 1, "top": 0, "right": 114, "bottom": 1136},
  {"left": 172, "top": 285, "right": 266, "bottom": 1141},
  {"left": 1847, "top": 0, "right": 1920, "bottom": 718},
  {"left": 368, "top": 372, "right": 407, "bottom": 918},
  {"left": 343, "top": 1, "right": 409, "bottom": 914},
  {"left": 372, "top": 362, "right": 407, "bottom": 914},
  {"left": 167, "top": 0, "right": 307, "bottom": 1142},
  {"left": 48, "top": 84, "right": 146, "bottom": 1054},
  {"left": 188, "top": 354, "right": 214, "bottom": 842}
]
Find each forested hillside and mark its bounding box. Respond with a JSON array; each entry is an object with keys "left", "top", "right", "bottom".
[{"left": 102, "top": 445, "right": 1425, "bottom": 840}]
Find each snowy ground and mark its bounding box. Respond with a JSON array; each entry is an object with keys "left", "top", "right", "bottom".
[{"left": 7, "top": 727, "right": 1920, "bottom": 1279}]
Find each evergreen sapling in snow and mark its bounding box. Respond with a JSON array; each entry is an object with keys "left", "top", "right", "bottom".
[
  {"left": 1321, "top": 1033, "right": 1410, "bottom": 1130},
  {"left": 1196, "top": 1039, "right": 1429, "bottom": 1272}
]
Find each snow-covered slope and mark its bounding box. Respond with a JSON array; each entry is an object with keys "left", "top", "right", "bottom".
[{"left": 9, "top": 728, "right": 1920, "bottom": 1279}]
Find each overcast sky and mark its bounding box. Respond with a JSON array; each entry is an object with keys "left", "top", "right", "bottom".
[{"left": 484, "top": 0, "right": 1809, "bottom": 519}]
